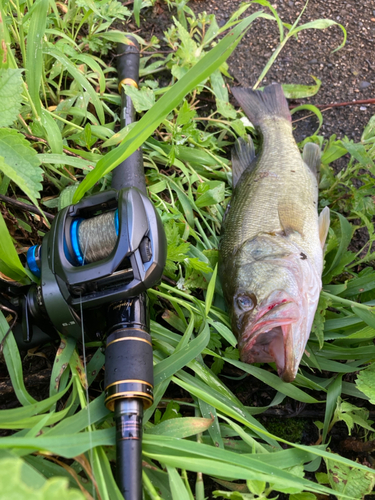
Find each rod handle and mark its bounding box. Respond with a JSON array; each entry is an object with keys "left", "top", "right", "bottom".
[{"left": 104, "top": 327, "right": 154, "bottom": 412}]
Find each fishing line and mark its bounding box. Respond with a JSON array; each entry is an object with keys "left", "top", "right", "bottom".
[
  {"left": 77, "top": 211, "right": 117, "bottom": 263},
  {"left": 79, "top": 237, "right": 96, "bottom": 499}
]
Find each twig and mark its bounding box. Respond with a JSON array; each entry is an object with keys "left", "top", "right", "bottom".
[
  {"left": 0, "top": 194, "right": 55, "bottom": 222},
  {"left": 162, "top": 275, "right": 177, "bottom": 286},
  {"left": 140, "top": 50, "right": 176, "bottom": 55},
  {"left": 0, "top": 305, "right": 18, "bottom": 353},
  {"left": 291, "top": 107, "right": 332, "bottom": 124},
  {"left": 193, "top": 117, "right": 233, "bottom": 125},
  {"left": 22, "top": 133, "right": 87, "bottom": 159},
  {"left": 290, "top": 98, "right": 375, "bottom": 110},
  {"left": 44, "top": 455, "right": 96, "bottom": 500}
]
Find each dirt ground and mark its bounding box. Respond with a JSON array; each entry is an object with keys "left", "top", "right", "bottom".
[{"left": 144, "top": 0, "right": 375, "bottom": 142}]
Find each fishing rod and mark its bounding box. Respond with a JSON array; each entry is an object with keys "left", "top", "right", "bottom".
[{"left": 2, "top": 37, "right": 167, "bottom": 499}]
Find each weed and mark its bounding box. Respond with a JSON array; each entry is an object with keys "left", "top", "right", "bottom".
[{"left": 0, "top": 1, "right": 374, "bottom": 499}]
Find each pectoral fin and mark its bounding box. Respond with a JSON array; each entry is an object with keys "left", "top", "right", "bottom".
[
  {"left": 278, "top": 200, "right": 305, "bottom": 236},
  {"left": 318, "top": 206, "right": 330, "bottom": 248},
  {"left": 303, "top": 142, "right": 321, "bottom": 180},
  {"left": 231, "top": 135, "right": 256, "bottom": 188}
]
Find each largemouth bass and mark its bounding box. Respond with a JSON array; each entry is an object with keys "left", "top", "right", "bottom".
[{"left": 219, "top": 84, "right": 330, "bottom": 382}]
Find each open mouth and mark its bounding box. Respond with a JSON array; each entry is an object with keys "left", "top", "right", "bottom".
[
  {"left": 240, "top": 300, "right": 299, "bottom": 342},
  {"left": 240, "top": 325, "right": 288, "bottom": 377},
  {"left": 239, "top": 301, "right": 300, "bottom": 382}
]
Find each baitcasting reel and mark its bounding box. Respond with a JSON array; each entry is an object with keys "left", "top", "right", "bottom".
[{"left": 24, "top": 187, "right": 166, "bottom": 343}]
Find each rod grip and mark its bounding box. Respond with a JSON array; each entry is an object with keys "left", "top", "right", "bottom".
[{"left": 104, "top": 328, "right": 154, "bottom": 412}]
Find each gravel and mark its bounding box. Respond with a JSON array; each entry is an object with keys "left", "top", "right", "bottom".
[
  {"left": 139, "top": 0, "right": 375, "bottom": 143},
  {"left": 190, "top": 0, "right": 375, "bottom": 142}
]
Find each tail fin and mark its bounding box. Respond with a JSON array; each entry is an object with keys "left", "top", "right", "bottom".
[{"left": 231, "top": 84, "right": 291, "bottom": 126}]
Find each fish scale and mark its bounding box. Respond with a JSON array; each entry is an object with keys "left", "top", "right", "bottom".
[
  {"left": 222, "top": 126, "right": 318, "bottom": 254},
  {"left": 219, "top": 83, "right": 329, "bottom": 382}
]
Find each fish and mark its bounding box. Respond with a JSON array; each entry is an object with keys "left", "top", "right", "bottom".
[{"left": 219, "top": 83, "right": 330, "bottom": 382}]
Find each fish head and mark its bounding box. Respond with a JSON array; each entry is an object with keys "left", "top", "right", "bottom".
[{"left": 224, "top": 235, "right": 321, "bottom": 382}]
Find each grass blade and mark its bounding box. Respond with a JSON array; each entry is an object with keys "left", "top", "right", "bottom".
[
  {"left": 291, "top": 104, "right": 323, "bottom": 135},
  {"left": 44, "top": 46, "right": 105, "bottom": 125},
  {"left": 133, "top": 0, "right": 142, "bottom": 27},
  {"left": 49, "top": 335, "right": 76, "bottom": 398},
  {"left": 0, "top": 211, "right": 33, "bottom": 281},
  {"left": 0, "top": 429, "right": 115, "bottom": 458},
  {"left": 322, "top": 374, "right": 342, "bottom": 443},
  {"left": 73, "top": 11, "right": 266, "bottom": 202},
  {"left": 167, "top": 466, "right": 191, "bottom": 500},
  {"left": 292, "top": 19, "right": 347, "bottom": 52},
  {"left": 0, "top": 311, "right": 36, "bottom": 406},
  {"left": 148, "top": 417, "right": 213, "bottom": 438},
  {"left": 41, "top": 109, "right": 63, "bottom": 154},
  {"left": 282, "top": 77, "right": 321, "bottom": 98},
  {"left": 225, "top": 358, "right": 319, "bottom": 404},
  {"left": 143, "top": 435, "right": 337, "bottom": 496},
  {"left": 205, "top": 264, "right": 217, "bottom": 317},
  {"left": 25, "top": 0, "right": 48, "bottom": 117},
  {"left": 154, "top": 322, "right": 210, "bottom": 385}
]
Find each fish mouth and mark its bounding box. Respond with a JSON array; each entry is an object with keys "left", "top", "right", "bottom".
[{"left": 239, "top": 301, "right": 301, "bottom": 382}]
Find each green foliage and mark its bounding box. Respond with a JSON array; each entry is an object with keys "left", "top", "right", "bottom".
[
  {"left": 322, "top": 457, "right": 375, "bottom": 500},
  {"left": 356, "top": 363, "right": 375, "bottom": 404},
  {"left": 0, "top": 457, "right": 85, "bottom": 500},
  {"left": 0, "top": 129, "right": 44, "bottom": 206},
  {"left": 319, "top": 120, "right": 375, "bottom": 223},
  {"left": 1, "top": 1, "right": 375, "bottom": 499},
  {"left": 311, "top": 294, "right": 331, "bottom": 348},
  {"left": 0, "top": 213, "right": 34, "bottom": 283},
  {"left": 0, "top": 69, "right": 23, "bottom": 127},
  {"left": 154, "top": 401, "right": 182, "bottom": 425},
  {"left": 331, "top": 398, "right": 374, "bottom": 435},
  {"left": 124, "top": 84, "right": 156, "bottom": 111}
]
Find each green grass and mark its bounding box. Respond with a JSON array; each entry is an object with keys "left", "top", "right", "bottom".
[{"left": 0, "top": 0, "right": 375, "bottom": 499}]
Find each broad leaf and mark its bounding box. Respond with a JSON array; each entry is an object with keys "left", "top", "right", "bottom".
[
  {"left": 124, "top": 85, "right": 155, "bottom": 112},
  {"left": 0, "top": 457, "right": 85, "bottom": 499},
  {"left": 0, "top": 68, "right": 23, "bottom": 127},
  {"left": 356, "top": 363, "right": 375, "bottom": 404},
  {"left": 325, "top": 455, "right": 375, "bottom": 499},
  {"left": 196, "top": 181, "right": 225, "bottom": 208},
  {"left": 0, "top": 129, "right": 43, "bottom": 206}
]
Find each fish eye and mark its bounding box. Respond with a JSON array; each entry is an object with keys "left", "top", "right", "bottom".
[{"left": 236, "top": 293, "right": 257, "bottom": 311}]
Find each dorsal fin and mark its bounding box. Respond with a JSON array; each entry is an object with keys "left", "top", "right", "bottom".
[
  {"left": 231, "top": 135, "right": 256, "bottom": 187},
  {"left": 318, "top": 206, "right": 330, "bottom": 248},
  {"left": 303, "top": 142, "right": 321, "bottom": 180}
]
